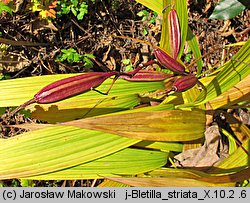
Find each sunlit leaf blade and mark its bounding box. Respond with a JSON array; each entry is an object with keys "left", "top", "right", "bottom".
[
  {"left": 175, "top": 0, "right": 188, "bottom": 59},
  {"left": 25, "top": 148, "right": 168, "bottom": 180},
  {"left": 98, "top": 180, "right": 129, "bottom": 187},
  {"left": 182, "top": 84, "right": 202, "bottom": 104},
  {"left": 65, "top": 109, "right": 205, "bottom": 142},
  {"left": 108, "top": 103, "right": 175, "bottom": 114},
  {"left": 160, "top": 0, "right": 172, "bottom": 53},
  {"left": 209, "top": 0, "right": 246, "bottom": 20},
  {"left": 225, "top": 41, "right": 246, "bottom": 47},
  {"left": 221, "top": 128, "right": 237, "bottom": 155},
  {"left": 206, "top": 122, "right": 250, "bottom": 184},
  {"left": 149, "top": 167, "right": 250, "bottom": 185},
  {"left": 106, "top": 177, "right": 233, "bottom": 187},
  {"left": 0, "top": 74, "right": 165, "bottom": 107},
  {"left": 199, "top": 75, "right": 216, "bottom": 87},
  {"left": 0, "top": 126, "right": 139, "bottom": 179},
  {"left": 208, "top": 74, "right": 250, "bottom": 109},
  {"left": 208, "top": 125, "right": 250, "bottom": 173},
  {"left": 186, "top": 26, "right": 203, "bottom": 74},
  {"left": 0, "top": 74, "right": 165, "bottom": 122},
  {"left": 195, "top": 38, "right": 250, "bottom": 104},
  {"left": 134, "top": 141, "right": 183, "bottom": 152},
  {"left": 135, "top": 0, "right": 163, "bottom": 15},
  {"left": 30, "top": 94, "right": 140, "bottom": 123}
]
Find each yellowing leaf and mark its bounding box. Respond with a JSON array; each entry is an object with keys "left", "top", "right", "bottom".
[
  {"left": 0, "top": 126, "right": 139, "bottom": 179},
  {"left": 25, "top": 148, "right": 168, "bottom": 180},
  {"left": 196, "top": 38, "right": 250, "bottom": 104},
  {"left": 30, "top": 94, "right": 140, "bottom": 123},
  {"left": 208, "top": 74, "right": 250, "bottom": 109},
  {"left": 0, "top": 74, "right": 165, "bottom": 122},
  {"left": 106, "top": 177, "right": 233, "bottom": 187},
  {"left": 108, "top": 165, "right": 250, "bottom": 186},
  {"left": 64, "top": 109, "right": 206, "bottom": 142},
  {"left": 0, "top": 74, "right": 165, "bottom": 107},
  {"left": 135, "top": 0, "right": 163, "bottom": 15}
]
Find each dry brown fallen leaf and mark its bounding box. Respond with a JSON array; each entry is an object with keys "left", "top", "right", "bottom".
[{"left": 174, "top": 124, "right": 229, "bottom": 170}]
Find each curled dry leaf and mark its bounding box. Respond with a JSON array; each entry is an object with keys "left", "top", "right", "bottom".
[{"left": 174, "top": 124, "right": 229, "bottom": 170}]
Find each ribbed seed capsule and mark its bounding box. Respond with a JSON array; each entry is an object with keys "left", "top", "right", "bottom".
[
  {"left": 9, "top": 71, "right": 119, "bottom": 116},
  {"left": 154, "top": 48, "right": 185, "bottom": 74},
  {"left": 121, "top": 70, "right": 174, "bottom": 81},
  {"left": 168, "top": 8, "right": 181, "bottom": 59},
  {"left": 173, "top": 74, "right": 198, "bottom": 92},
  {"left": 35, "top": 71, "right": 118, "bottom": 103}
]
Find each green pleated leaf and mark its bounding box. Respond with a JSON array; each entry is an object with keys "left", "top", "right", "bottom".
[
  {"left": 202, "top": 120, "right": 250, "bottom": 183},
  {"left": 135, "top": 0, "right": 163, "bottom": 15},
  {"left": 25, "top": 148, "right": 168, "bottom": 180},
  {"left": 30, "top": 94, "right": 140, "bottom": 123},
  {"left": 0, "top": 126, "right": 139, "bottom": 179},
  {"left": 98, "top": 180, "right": 129, "bottom": 187},
  {"left": 65, "top": 109, "right": 205, "bottom": 142},
  {"left": 186, "top": 26, "right": 203, "bottom": 75},
  {"left": 0, "top": 74, "right": 165, "bottom": 122},
  {"left": 175, "top": 1, "right": 188, "bottom": 59},
  {"left": 182, "top": 84, "right": 202, "bottom": 105},
  {"left": 107, "top": 176, "right": 234, "bottom": 187},
  {"left": 195, "top": 38, "right": 250, "bottom": 104},
  {"left": 106, "top": 177, "right": 231, "bottom": 187},
  {"left": 159, "top": 0, "right": 171, "bottom": 52},
  {"left": 209, "top": 0, "right": 246, "bottom": 20},
  {"left": 208, "top": 74, "right": 250, "bottom": 109},
  {"left": 0, "top": 74, "right": 165, "bottom": 107},
  {"left": 149, "top": 167, "right": 250, "bottom": 185},
  {"left": 208, "top": 126, "right": 250, "bottom": 174},
  {"left": 134, "top": 141, "right": 183, "bottom": 152},
  {"left": 221, "top": 129, "right": 238, "bottom": 155}
]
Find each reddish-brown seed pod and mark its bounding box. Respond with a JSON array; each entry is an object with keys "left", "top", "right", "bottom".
[
  {"left": 35, "top": 71, "right": 118, "bottom": 103},
  {"left": 154, "top": 48, "right": 185, "bottom": 74},
  {"left": 8, "top": 71, "right": 119, "bottom": 116},
  {"left": 168, "top": 8, "right": 181, "bottom": 59},
  {"left": 172, "top": 74, "right": 198, "bottom": 92},
  {"left": 120, "top": 70, "right": 174, "bottom": 81}
]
